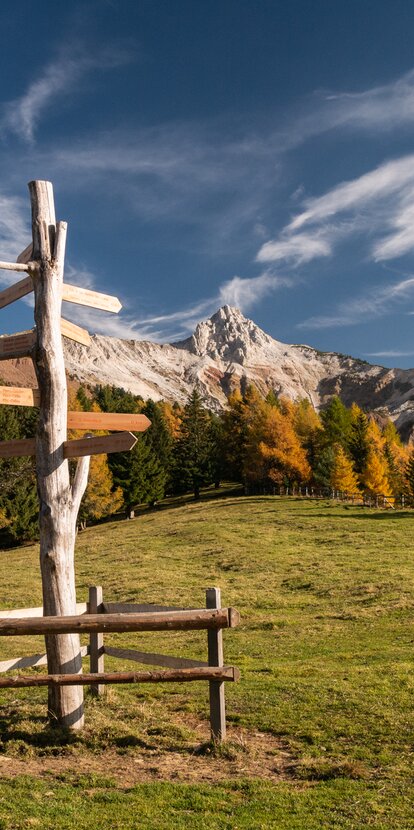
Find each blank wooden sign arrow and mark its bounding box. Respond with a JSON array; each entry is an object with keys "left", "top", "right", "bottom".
[
  {"left": 64, "top": 431, "right": 137, "bottom": 458},
  {"left": 67, "top": 412, "right": 151, "bottom": 431},
  {"left": 0, "top": 432, "right": 137, "bottom": 459},
  {"left": 0, "top": 438, "right": 36, "bottom": 458},
  {"left": 0, "top": 330, "right": 35, "bottom": 359},
  {"left": 62, "top": 284, "right": 122, "bottom": 313},
  {"left": 60, "top": 318, "right": 91, "bottom": 347},
  {"left": 0, "top": 278, "right": 121, "bottom": 315},
  {"left": 0, "top": 276, "right": 33, "bottom": 309},
  {"left": 0, "top": 386, "right": 40, "bottom": 407}
]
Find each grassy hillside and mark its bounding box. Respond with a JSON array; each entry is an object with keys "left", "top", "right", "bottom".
[{"left": 0, "top": 494, "right": 413, "bottom": 828}]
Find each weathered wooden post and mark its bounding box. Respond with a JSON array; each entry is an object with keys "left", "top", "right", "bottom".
[
  {"left": 29, "top": 181, "right": 89, "bottom": 728},
  {"left": 206, "top": 587, "right": 226, "bottom": 741},
  {"left": 0, "top": 180, "right": 151, "bottom": 729}
]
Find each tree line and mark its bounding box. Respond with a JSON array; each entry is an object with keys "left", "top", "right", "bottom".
[{"left": 1, "top": 382, "right": 414, "bottom": 542}]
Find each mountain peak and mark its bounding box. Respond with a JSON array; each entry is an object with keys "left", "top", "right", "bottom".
[{"left": 175, "top": 305, "right": 273, "bottom": 360}]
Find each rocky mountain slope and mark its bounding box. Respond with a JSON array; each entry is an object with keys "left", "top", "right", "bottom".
[{"left": 3, "top": 306, "right": 414, "bottom": 436}]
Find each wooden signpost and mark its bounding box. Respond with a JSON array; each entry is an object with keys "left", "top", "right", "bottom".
[{"left": 0, "top": 180, "right": 150, "bottom": 731}]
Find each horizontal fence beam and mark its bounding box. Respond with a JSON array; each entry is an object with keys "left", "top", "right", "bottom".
[
  {"left": 102, "top": 602, "right": 186, "bottom": 614},
  {"left": 0, "top": 666, "right": 240, "bottom": 688},
  {"left": 0, "top": 645, "right": 89, "bottom": 674},
  {"left": 0, "top": 608, "right": 240, "bottom": 637},
  {"left": 104, "top": 645, "right": 209, "bottom": 670},
  {"left": 0, "top": 602, "right": 88, "bottom": 620}
]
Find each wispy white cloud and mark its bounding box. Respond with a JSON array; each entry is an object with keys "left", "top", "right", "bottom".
[
  {"left": 299, "top": 276, "right": 414, "bottom": 329},
  {"left": 62, "top": 271, "right": 292, "bottom": 342},
  {"left": 365, "top": 350, "right": 414, "bottom": 358},
  {"left": 288, "top": 154, "right": 414, "bottom": 232},
  {"left": 1, "top": 44, "right": 133, "bottom": 143},
  {"left": 257, "top": 233, "right": 331, "bottom": 265},
  {"left": 218, "top": 272, "right": 291, "bottom": 307},
  {"left": 0, "top": 193, "right": 30, "bottom": 285}
]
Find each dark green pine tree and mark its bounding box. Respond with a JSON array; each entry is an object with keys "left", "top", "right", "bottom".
[
  {"left": 171, "top": 388, "right": 213, "bottom": 499},
  {"left": 312, "top": 445, "right": 335, "bottom": 489},
  {"left": 76, "top": 385, "right": 92, "bottom": 411},
  {"left": 109, "top": 437, "right": 166, "bottom": 516},
  {"left": 405, "top": 452, "right": 414, "bottom": 501},
  {"left": 0, "top": 399, "right": 38, "bottom": 542},
  {"left": 209, "top": 413, "right": 226, "bottom": 488},
  {"left": 93, "top": 384, "right": 143, "bottom": 414},
  {"left": 348, "top": 409, "right": 370, "bottom": 475},
  {"left": 320, "top": 396, "right": 351, "bottom": 448},
  {"left": 142, "top": 400, "right": 173, "bottom": 488}
]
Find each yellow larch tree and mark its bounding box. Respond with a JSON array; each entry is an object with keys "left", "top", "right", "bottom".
[
  {"left": 361, "top": 449, "right": 390, "bottom": 496},
  {"left": 255, "top": 403, "right": 311, "bottom": 486},
  {"left": 330, "top": 445, "right": 360, "bottom": 495}
]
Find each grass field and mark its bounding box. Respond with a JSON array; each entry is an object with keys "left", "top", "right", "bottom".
[{"left": 0, "top": 493, "right": 413, "bottom": 828}]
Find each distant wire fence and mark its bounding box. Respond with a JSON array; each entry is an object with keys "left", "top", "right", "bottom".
[{"left": 244, "top": 484, "right": 412, "bottom": 510}]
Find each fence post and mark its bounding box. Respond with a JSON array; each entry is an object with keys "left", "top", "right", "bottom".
[
  {"left": 206, "top": 587, "right": 226, "bottom": 742},
  {"left": 88, "top": 586, "right": 104, "bottom": 696}
]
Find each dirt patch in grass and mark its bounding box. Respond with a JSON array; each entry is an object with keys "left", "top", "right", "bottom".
[{"left": 0, "top": 722, "right": 291, "bottom": 786}]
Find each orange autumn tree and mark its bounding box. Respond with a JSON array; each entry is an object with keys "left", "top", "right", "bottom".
[
  {"left": 383, "top": 420, "right": 409, "bottom": 496},
  {"left": 68, "top": 393, "right": 123, "bottom": 526},
  {"left": 249, "top": 401, "right": 311, "bottom": 487},
  {"left": 330, "top": 445, "right": 360, "bottom": 495}
]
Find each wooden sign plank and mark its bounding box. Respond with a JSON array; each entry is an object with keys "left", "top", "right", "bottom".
[
  {"left": 62, "top": 283, "right": 122, "bottom": 314},
  {"left": 0, "top": 386, "right": 40, "bottom": 407},
  {"left": 60, "top": 318, "right": 91, "bottom": 347},
  {"left": 0, "top": 330, "right": 35, "bottom": 359},
  {"left": 64, "top": 431, "right": 137, "bottom": 458},
  {"left": 67, "top": 412, "right": 150, "bottom": 432},
  {"left": 0, "top": 432, "right": 137, "bottom": 459},
  {"left": 0, "top": 438, "right": 35, "bottom": 458},
  {"left": 16, "top": 243, "right": 33, "bottom": 264},
  {"left": 0, "top": 276, "right": 33, "bottom": 309}
]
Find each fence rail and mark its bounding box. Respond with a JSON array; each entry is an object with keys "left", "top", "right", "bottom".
[
  {"left": 245, "top": 484, "right": 412, "bottom": 509},
  {"left": 0, "top": 586, "right": 239, "bottom": 741}
]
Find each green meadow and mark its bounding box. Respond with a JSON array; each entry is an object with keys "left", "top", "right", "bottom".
[{"left": 0, "top": 493, "right": 413, "bottom": 828}]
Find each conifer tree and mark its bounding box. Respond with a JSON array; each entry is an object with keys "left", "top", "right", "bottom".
[
  {"left": 142, "top": 399, "right": 173, "bottom": 486},
  {"left": 404, "top": 451, "right": 414, "bottom": 501},
  {"left": 320, "top": 396, "right": 351, "bottom": 447},
  {"left": 109, "top": 437, "right": 167, "bottom": 514},
  {"left": 348, "top": 405, "right": 370, "bottom": 476},
  {"left": 171, "top": 388, "right": 213, "bottom": 499}
]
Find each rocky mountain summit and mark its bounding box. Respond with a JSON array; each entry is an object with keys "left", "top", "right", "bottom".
[
  {"left": 61, "top": 305, "right": 414, "bottom": 436},
  {"left": 2, "top": 306, "right": 414, "bottom": 435}
]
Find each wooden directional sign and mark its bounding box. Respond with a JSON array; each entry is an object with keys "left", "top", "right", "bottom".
[
  {"left": 60, "top": 318, "right": 91, "bottom": 347},
  {"left": 16, "top": 243, "right": 33, "bottom": 264},
  {"left": 67, "top": 412, "right": 151, "bottom": 432},
  {"left": 0, "top": 431, "right": 137, "bottom": 459},
  {"left": 62, "top": 284, "right": 122, "bottom": 314},
  {"left": 0, "top": 277, "right": 33, "bottom": 309},
  {"left": 0, "top": 275, "right": 120, "bottom": 316},
  {"left": 0, "top": 330, "right": 35, "bottom": 359},
  {"left": 0, "top": 386, "right": 40, "bottom": 407},
  {"left": 64, "top": 431, "right": 137, "bottom": 458},
  {"left": 0, "top": 438, "right": 36, "bottom": 458}
]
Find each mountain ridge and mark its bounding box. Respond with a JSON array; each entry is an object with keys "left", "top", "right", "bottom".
[{"left": 2, "top": 305, "right": 414, "bottom": 437}]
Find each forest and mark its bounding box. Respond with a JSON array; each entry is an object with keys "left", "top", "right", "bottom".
[{"left": 1, "top": 382, "right": 414, "bottom": 543}]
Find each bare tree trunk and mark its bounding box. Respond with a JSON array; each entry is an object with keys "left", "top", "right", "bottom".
[{"left": 30, "top": 180, "right": 89, "bottom": 729}]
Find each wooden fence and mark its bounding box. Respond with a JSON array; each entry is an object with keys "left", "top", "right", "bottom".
[
  {"left": 0, "top": 587, "right": 240, "bottom": 741},
  {"left": 245, "top": 484, "right": 409, "bottom": 509}
]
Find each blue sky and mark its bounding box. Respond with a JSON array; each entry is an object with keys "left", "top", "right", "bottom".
[{"left": 2, "top": 1, "right": 414, "bottom": 366}]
